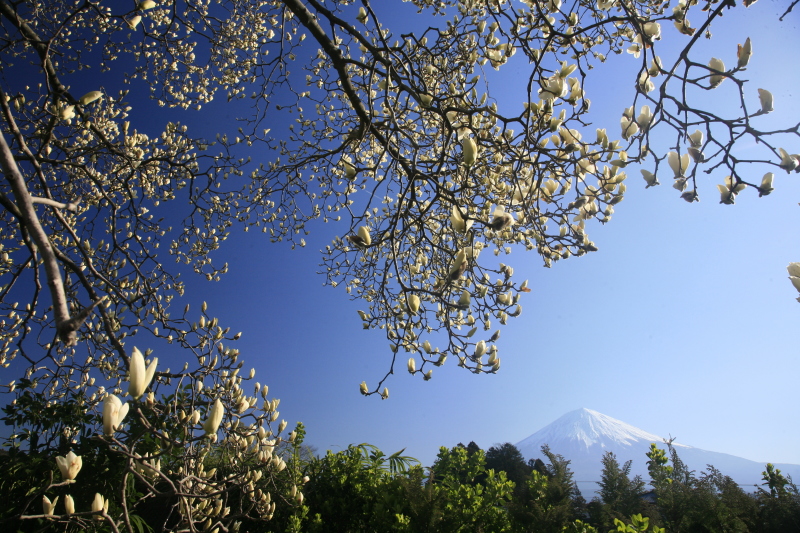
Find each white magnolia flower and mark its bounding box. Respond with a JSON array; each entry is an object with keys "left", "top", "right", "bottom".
[
  {"left": 758, "top": 89, "right": 773, "bottom": 114},
  {"left": 487, "top": 206, "right": 515, "bottom": 231},
  {"left": 79, "top": 91, "right": 102, "bottom": 106},
  {"left": 458, "top": 290, "right": 471, "bottom": 308},
  {"left": 92, "top": 493, "right": 108, "bottom": 517},
  {"left": 462, "top": 136, "right": 477, "bottom": 166},
  {"left": 688, "top": 147, "right": 704, "bottom": 163},
  {"left": 474, "top": 340, "right": 487, "bottom": 358},
  {"left": 450, "top": 206, "right": 473, "bottom": 233},
  {"left": 688, "top": 129, "right": 704, "bottom": 148},
  {"left": 64, "top": 495, "right": 75, "bottom": 515},
  {"left": 759, "top": 172, "right": 774, "bottom": 195},
  {"left": 128, "top": 347, "right": 157, "bottom": 400},
  {"left": 127, "top": 15, "right": 142, "bottom": 30},
  {"left": 56, "top": 451, "right": 82, "bottom": 480},
  {"left": 407, "top": 358, "right": 416, "bottom": 373},
  {"left": 787, "top": 263, "right": 800, "bottom": 296},
  {"left": 778, "top": 148, "right": 799, "bottom": 172},
  {"left": 620, "top": 116, "right": 639, "bottom": 140},
  {"left": 636, "top": 105, "right": 653, "bottom": 131},
  {"left": 43, "top": 495, "right": 58, "bottom": 516},
  {"left": 103, "top": 394, "right": 129, "bottom": 436},
  {"left": 407, "top": 294, "right": 420, "bottom": 315},
  {"left": 708, "top": 58, "right": 726, "bottom": 88},
  {"left": 737, "top": 37, "right": 752, "bottom": 69},
  {"left": 667, "top": 151, "right": 690, "bottom": 178},
  {"left": 203, "top": 398, "right": 224, "bottom": 435},
  {"left": 59, "top": 105, "right": 75, "bottom": 120}
]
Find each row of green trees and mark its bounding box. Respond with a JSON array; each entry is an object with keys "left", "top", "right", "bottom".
[
  {"left": 287, "top": 440, "right": 798, "bottom": 533},
  {"left": 3, "top": 423, "right": 799, "bottom": 532}
]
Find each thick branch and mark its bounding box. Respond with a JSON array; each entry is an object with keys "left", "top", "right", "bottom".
[{"left": 0, "top": 132, "right": 75, "bottom": 344}]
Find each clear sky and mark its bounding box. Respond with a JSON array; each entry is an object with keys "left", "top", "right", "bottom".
[
  {"left": 149, "top": 1, "right": 800, "bottom": 469},
  {"left": 14, "top": 1, "right": 794, "bottom": 471}
]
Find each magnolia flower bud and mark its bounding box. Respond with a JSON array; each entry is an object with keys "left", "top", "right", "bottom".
[
  {"left": 357, "top": 226, "right": 371, "bottom": 246},
  {"left": 343, "top": 160, "right": 356, "bottom": 180},
  {"left": 688, "top": 130, "right": 704, "bottom": 148},
  {"left": 56, "top": 451, "right": 82, "bottom": 480},
  {"left": 360, "top": 381, "right": 368, "bottom": 395},
  {"left": 381, "top": 387, "right": 389, "bottom": 400},
  {"left": 64, "top": 494, "right": 75, "bottom": 515},
  {"left": 407, "top": 358, "right": 416, "bottom": 373},
  {"left": 688, "top": 147, "right": 704, "bottom": 163},
  {"left": 450, "top": 206, "right": 472, "bottom": 233},
  {"left": 407, "top": 294, "right": 420, "bottom": 315},
  {"left": 449, "top": 249, "right": 468, "bottom": 280},
  {"left": 758, "top": 89, "right": 773, "bottom": 114},
  {"left": 278, "top": 419, "right": 288, "bottom": 433},
  {"left": 92, "top": 493, "right": 108, "bottom": 518},
  {"left": 423, "top": 340, "right": 432, "bottom": 354},
  {"left": 128, "top": 347, "right": 157, "bottom": 400},
  {"left": 778, "top": 148, "right": 799, "bottom": 172},
  {"left": 139, "top": 0, "right": 156, "bottom": 10},
  {"left": 737, "top": 37, "right": 752, "bottom": 69},
  {"left": 458, "top": 290, "right": 471, "bottom": 309},
  {"left": 127, "top": 15, "right": 142, "bottom": 30},
  {"left": 356, "top": 7, "right": 367, "bottom": 23},
  {"left": 474, "top": 340, "right": 487, "bottom": 358},
  {"left": 79, "top": 91, "right": 102, "bottom": 106},
  {"left": 462, "top": 136, "right": 477, "bottom": 166},
  {"left": 203, "top": 398, "right": 224, "bottom": 436},
  {"left": 759, "top": 172, "right": 774, "bottom": 196},
  {"left": 708, "top": 58, "right": 726, "bottom": 88}
]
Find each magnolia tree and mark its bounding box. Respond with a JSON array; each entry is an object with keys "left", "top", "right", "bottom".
[{"left": 0, "top": 0, "right": 798, "bottom": 530}]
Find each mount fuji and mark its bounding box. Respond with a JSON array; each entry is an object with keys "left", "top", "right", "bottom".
[{"left": 516, "top": 408, "right": 800, "bottom": 495}]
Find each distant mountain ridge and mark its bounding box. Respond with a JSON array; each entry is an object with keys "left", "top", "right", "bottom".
[{"left": 516, "top": 408, "right": 800, "bottom": 494}]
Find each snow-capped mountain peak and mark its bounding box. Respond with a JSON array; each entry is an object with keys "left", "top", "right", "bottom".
[
  {"left": 519, "top": 408, "right": 665, "bottom": 450},
  {"left": 514, "top": 408, "right": 800, "bottom": 494}
]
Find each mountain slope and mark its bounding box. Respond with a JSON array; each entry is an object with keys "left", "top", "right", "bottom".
[{"left": 516, "top": 408, "right": 800, "bottom": 494}]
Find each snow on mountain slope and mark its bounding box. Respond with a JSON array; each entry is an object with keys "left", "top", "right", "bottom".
[
  {"left": 515, "top": 408, "right": 800, "bottom": 495},
  {"left": 517, "top": 408, "right": 682, "bottom": 451}
]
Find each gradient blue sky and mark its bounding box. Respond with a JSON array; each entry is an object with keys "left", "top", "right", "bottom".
[
  {"left": 158, "top": 1, "right": 800, "bottom": 469},
  {"left": 14, "top": 1, "right": 794, "bottom": 470}
]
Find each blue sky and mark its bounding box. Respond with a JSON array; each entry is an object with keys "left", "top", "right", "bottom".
[
  {"left": 6, "top": 1, "right": 795, "bottom": 472},
  {"left": 153, "top": 1, "right": 800, "bottom": 469}
]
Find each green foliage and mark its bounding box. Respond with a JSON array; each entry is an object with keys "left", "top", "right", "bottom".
[
  {"left": 432, "top": 445, "right": 514, "bottom": 532},
  {"left": 755, "top": 463, "right": 800, "bottom": 532},
  {"left": 613, "top": 513, "right": 664, "bottom": 533},
  {"left": 299, "top": 444, "right": 420, "bottom": 532},
  {"left": 509, "top": 445, "right": 584, "bottom": 533},
  {"left": 562, "top": 519, "right": 599, "bottom": 533},
  {"left": 485, "top": 442, "right": 533, "bottom": 497},
  {"left": 591, "top": 451, "right": 649, "bottom": 530}
]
